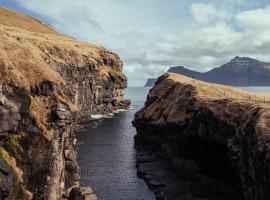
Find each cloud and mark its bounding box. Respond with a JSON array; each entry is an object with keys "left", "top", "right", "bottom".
[
  {"left": 236, "top": 6, "right": 270, "bottom": 30},
  {"left": 11, "top": 0, "right": 270, "bottom": 86},
  {"left": 191, "top": 3, "right": 231, "bottom": 25}
]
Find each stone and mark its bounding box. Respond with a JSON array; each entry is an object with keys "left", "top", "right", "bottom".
[
  {"left": 0, "top": 160, "right": 11, "bottom": 175},
  {"left": 0, "top": 173, "right": 15, "bottom": 194},
  {"left": 65, "top": 161, "right": 80, "bottom": 172},
  {"left": 0, "top": 105, "right": 20, "bottom": 133},
  {"left": 68, "top": 187, "right": 97, "bottom": 200},
  {"left": 64, "top": 148, "right": 77, "bottom": 162}
]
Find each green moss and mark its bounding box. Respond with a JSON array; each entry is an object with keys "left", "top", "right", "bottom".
[
  {"left": 0, "top": 147, "right": 30, "bottom": 200},
  {"left": 7, "top": 134, "right": 21, "bottom": 160},
  {"left": 0, "top": 146, "right": 12, "bottom": 164}
]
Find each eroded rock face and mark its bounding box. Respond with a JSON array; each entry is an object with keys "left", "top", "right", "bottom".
[
  {"left": 49, "top": 52, "right": 129, "bottom": 115},
  {"left": 0, "top": 7, "right": 129, "bottom": 200},
  {"left": 133, "top": 73, "right": 270, "bottom": 200}
]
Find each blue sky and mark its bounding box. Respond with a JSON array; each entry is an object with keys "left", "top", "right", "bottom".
[{"left": 1, "top": 0, "right": 270, "bottom": 86}]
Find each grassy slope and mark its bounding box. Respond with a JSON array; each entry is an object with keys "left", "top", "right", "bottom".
[
  {"left": 0, "top": 7, "right": 57, "bottom": 34},
  {"left": 167, "top": 72, "right": 270, "bottom": 103},
  {"left": 0, "top": 6, "right": 123, "bottom": 90}
]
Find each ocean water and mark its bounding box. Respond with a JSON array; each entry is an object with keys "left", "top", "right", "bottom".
[
  {"left": 76, "top": 86, "right": 270, "bottom": 200},
  {"left": 238, "top": 86, "right": 270, "bottom": 94},
  {"left": 76, "top": 87, "right": 155, "bottom": 200}
]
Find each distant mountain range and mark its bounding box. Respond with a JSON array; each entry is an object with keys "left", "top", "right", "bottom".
[{"left": 144, "top": 56, "right": 270, "bottom": 87}]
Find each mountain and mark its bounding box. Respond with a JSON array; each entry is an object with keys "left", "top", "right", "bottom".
[
  {"left": 144, "top": 78, "right": 157, "bottom": 87},
  {"left": 168, "top": 66, "right": 203, "bottom": 78},
  {"left": 144, "top": 56, "right": 270, "bottom": 87},
  {"left": 203, "top": 56, "right": 270, "bottom": 86}
]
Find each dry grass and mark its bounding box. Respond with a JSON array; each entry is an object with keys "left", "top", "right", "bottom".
[
  {"left": 0, "top": 7, "right": 56, "bottom": 35},
  {"left": 0, "top": 7, "right": 125, "bottom": 140},
  {"left": 100, "top": 65, "right": 127, "bottom": 80},
  {"left": 0, "top": 7, "right": 124, "bottom": 90},
  {"left": 29, "top": 96, "right": 54, "bottom": 140},
  {"left": 167, "top": 72, "right": 270, "bottom": 103}
]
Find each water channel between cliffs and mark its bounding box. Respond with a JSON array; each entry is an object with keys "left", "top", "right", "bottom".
[{"left": 76, "top": 87, "right": 155, "bottom": 200}]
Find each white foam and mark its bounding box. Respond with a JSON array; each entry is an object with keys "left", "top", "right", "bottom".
[
  {"left": 118, "top": 109, "right": 129, "bottom": 112},
  {"left": 90, "top": 114, "right": 106, "bottom": 119},
  {"left": 91, "top": 109, "right": 130, "bottom": 119}
]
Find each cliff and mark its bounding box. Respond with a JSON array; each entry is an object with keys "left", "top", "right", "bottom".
[
  {"left": 0, "top": 7, "right": 129, "bottom": 200},
  {"left": 144, "top": 56, "right": 270, "bottom": 87},
  {"left": 134, "top": 73, "right": 270, "bottom": 200}
]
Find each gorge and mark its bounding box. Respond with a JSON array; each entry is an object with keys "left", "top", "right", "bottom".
[{"left": 1, "top": 4, "right": 270, "bottom": 200}]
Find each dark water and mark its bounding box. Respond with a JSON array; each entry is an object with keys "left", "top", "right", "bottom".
[
  {"left": 76, "top": 87, "right": 156, "bottom": 200},
  {"left": 76, "top": 86, "right": 270, "bottom": 200}
]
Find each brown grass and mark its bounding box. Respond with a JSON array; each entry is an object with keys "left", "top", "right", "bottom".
[
  {"left": 0, "top": 7, "right": 124, "bottom": 90},
  {"left": 99, "top": 65, "right": 126, "bottom": 80},
  {"left": 0, "top": 7, "right": 125, "bottom": 140},
  {"left": 29, "top": 96, "right": 54, "bottom": 140},
  {"left": 0, "top": 7, "right": 56, "bottom": 34},
  {"left": 167, "top": 72, "right": 270, "bottom": 103}
]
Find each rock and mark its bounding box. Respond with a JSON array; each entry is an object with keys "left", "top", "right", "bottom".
[
  {"left": 69, "top": 187, "right": 97, "bottom": 200},
  {"left": 0, "top": 173, "right": 15, "bottom": 193},
  {"left": 0, "top": 160, "right": 11, "bottom": 175},
  {"left": 50, "top": 102, "right": 72, "bottom": 121},
  {"left": 0, "top": 159, "right": 15, "bottom": 198},
  {"left": 0, "top": 105, "right": 20, "bottom": 133},
  {"left": 65, "top": 161, "right": 80, "bottom": 172},
  {"left": 134, "top": 73, "right": 270, "bottom": 200},
  {"left": 64, "top": 148, "right": 77, "bottom": 162}
]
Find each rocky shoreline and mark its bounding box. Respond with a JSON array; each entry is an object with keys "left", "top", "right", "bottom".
[
  {"left": 133, "top": 73, "right": 270, "bottom": 200},
  {"left": 0, "top": 7, "right": 129, "bottom": 200}
]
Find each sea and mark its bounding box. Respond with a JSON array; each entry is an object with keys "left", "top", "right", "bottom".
[{"left": 76, "top": 86, "right": 270, "bottom": 200}]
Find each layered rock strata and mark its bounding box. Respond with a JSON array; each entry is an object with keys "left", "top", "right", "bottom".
[
  {"left": 133, "top": 73, "right": 270, "bottom": 200},
  {"left": 0, "top": 7, "right": 129, "bottom": 200}
]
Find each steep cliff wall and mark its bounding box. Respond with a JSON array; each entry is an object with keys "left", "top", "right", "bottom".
[
  {"left": 0, "top": 7, "right": 129, "bottom": 200},
  {"left": 133, "top": 73, "right": 270, "bottom": 200}
]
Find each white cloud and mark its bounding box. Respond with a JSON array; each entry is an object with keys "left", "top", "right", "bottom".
[
  {"left": 12, "top": 0, "right": 270, "bottom": 86},
  {"left": 191, "top": 3, "right": 231, "bottom": 24},
  {"left": 236, "top": 6, "right": 270, "bottom": 30}
]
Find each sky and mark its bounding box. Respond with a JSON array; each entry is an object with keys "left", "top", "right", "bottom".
[{"left": 1, "top": 0, "right": 270, "bottom": 86}]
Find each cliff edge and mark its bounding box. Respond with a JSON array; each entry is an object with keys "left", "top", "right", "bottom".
[
  {"left": 133, "top": 73, "right": 270, "bottom": 200},
  {"left": 0, "top": 7, "right": 129, "bottom": 200}
]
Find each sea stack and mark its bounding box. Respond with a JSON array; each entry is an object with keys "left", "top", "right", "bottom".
[
  {"left": 133, "top": 72, "right": 270, "bottom": 200},
  {"left": 0, "top": 7, "right": 129, "bottom": 199}
]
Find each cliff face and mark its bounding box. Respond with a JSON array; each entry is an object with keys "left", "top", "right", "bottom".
[
  {"left": 133, "top": 73, "right": 270, "bottom": 200},
  {"left": 0, "top": 7, "right": 129, "bottom": 200}
]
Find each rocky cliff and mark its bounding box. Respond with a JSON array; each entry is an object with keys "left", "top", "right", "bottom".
[
  {"left": 0, "top": 7, "right": 129, "bottom": 200},
  {"left": 134, "top": 73, "right": 270, "bottom": 200},
  {"left": 145, "top": 56, "right": 270, "bottom": 87}
]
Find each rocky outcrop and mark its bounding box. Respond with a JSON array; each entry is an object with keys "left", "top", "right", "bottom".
[
  {"left": 134, "top": 73, "right": 270, "bottom": 200},
  {"left": 0, "top": 7, "right": 129, "bottom": 200}
]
